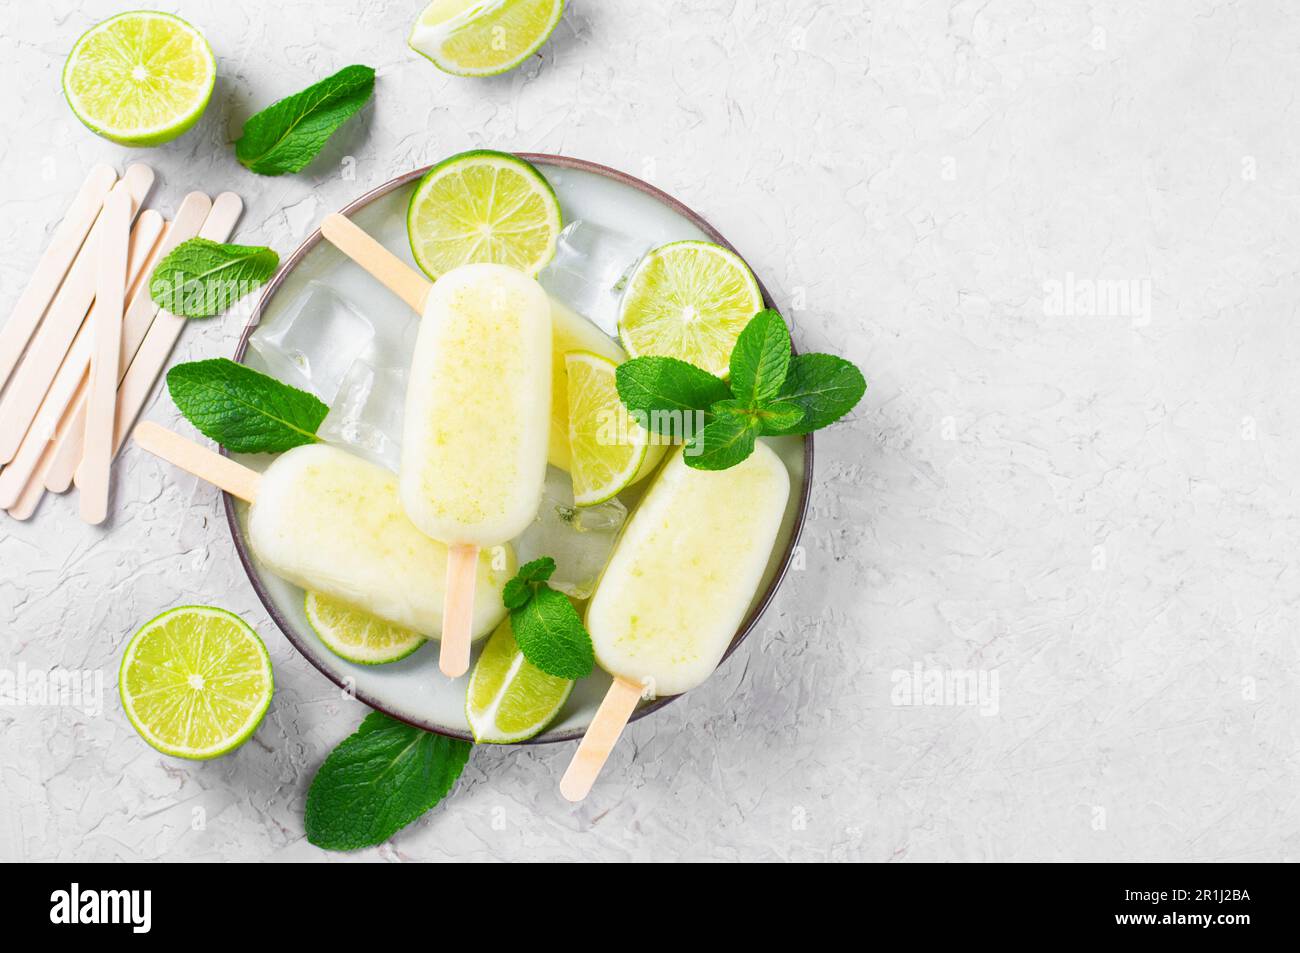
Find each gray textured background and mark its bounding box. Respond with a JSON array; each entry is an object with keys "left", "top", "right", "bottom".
[{"left": 3, "top": 0, "right": 1299, "bottom": 862}]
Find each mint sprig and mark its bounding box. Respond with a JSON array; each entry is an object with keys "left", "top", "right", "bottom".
[
  {"left": 166, "top": 358, "right": 328, "bottom": 453},
  {"left": 615, "top": 309, "right": 866, "bottom": 470},
  {"left": 149, "top": 238, "right": 279, "bottom": 319},
  {"left": 305, "top": 712, "right": 471, "bottom": 851},
  {"left": 235, "top": 64, "right": 375, "bottom": 176},
  {"left": 503, "top": 557, "right": 594, "bottom": 680}
]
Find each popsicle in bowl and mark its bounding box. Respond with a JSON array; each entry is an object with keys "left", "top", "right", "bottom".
[
  {"left": 133, "top": 423, "right": 512, "bottom": 641},
  {"left": 560, "top": 441, "right": 791, "bottom": 801},
  {"left": 401, "top": 263, "right": 551, "bottom": 677},
  {"left": 317, "top": 214, "right": 551, "bottom": 679}
]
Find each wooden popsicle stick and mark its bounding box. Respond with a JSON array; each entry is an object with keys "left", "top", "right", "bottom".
[
  {"left": 47, "top": 192, "right": 241, "bottom": 493},
  {"left": 5, "top": 437, "right": 60, "bottom": 521},
  {"left": 319, "top": 213, "right": 432, "bottom": 313},
  {"left": 559, "top": 676, "right": 644, "bottom": 802},
  {"left": 440, "top": 543, "right": 479, "bottom": 677},
  {"left": 131, "top": 421, "right": 261, "bottom": 503},
  {"left": 77, "top": 188, "right": 132, "bottom": 524},
  {"left": 0, "top": 165, "right": 154, "bottom": 464},
  {"left": 0, "top": 210, "right": 164, "bottom": 511},
  {"left": 39, "top": 194, "right": 210, "bottom": 496},
  {"left": 0, "top": 164, "right": 117, "bottom": 390}
]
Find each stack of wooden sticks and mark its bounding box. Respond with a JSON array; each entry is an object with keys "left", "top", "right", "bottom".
[{"left": 0, "top": 164, "right": 243, "bottom": 522}]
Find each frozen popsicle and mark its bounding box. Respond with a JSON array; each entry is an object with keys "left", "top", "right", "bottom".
[
  {"left": 559, "top": 441, "right": 790, "bottom": 801},
  {"left": 402, "top": 263, "right": 552, "bottom": 676},
  {"left": 133, "top": 422, "right": 512, "bottom": 641}
]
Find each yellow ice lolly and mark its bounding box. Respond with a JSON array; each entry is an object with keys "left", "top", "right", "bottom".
[
  {"left": 400, "top": 262, "right": 551, "bottom": 676},
  {"left": 560, "top": 441, "right": 789, "bottom": 800},
  {"left": 248, "top": 444, "right": 512, "bottom": 640},
  {"left": 585, "top": 441, "right": 791, "bottom": 696}
]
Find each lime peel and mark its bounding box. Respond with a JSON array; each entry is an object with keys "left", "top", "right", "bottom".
[
  {"left": 409, "top": 0, "right": 566, "bottom": 77},
  {"left": 62, "top": 11, "right": 215, "bottom": 147},
  {"left": 407, "top": 149, "right": 562, "bottom": 280},
  {"left": 304, "top": 592, "right": 426, "bottom": 666},
  {"left": 118, "top": 605, "right": 272, "bottom": 760}
]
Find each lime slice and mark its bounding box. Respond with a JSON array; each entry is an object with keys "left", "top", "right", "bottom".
[
  {"left": 565, "top": 351, "right": 665, "bottom": 505},
  {"left": 618, "top": 241, "right": 764, "bottom": 377},
  {"left": 304, "top": 592, "right": 426, "bottom": 665},
  {"left": 409, "top": 0, "right": 565, "bottom": 77},
  {"left": 466, "top": 616, "right": 572, "bottom": 743},
  {"left": 548, "top": 298, "right": 626, "bottom": 471},
  {"left": 62, "top": 11, "right": 215, "bottom": 147},
  {"left": 118, "top": 606, "right": 272, "bottom": 760},
  {"left": 407, "top": 149, "right": 562, "bottom": 280}
]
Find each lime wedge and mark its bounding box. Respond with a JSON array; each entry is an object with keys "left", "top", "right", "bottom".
[
  {"left": 466, "top": 616, "right": 571, "bottom": 743},
  {"left": 409, "top": 0, "right": 565, "bottom": 77},
  {"left": 62, "top": 11, "right": 215, "bottom": 147},
  {"left": 548, "top": 298, "right": 626, "bottom": 471},
  {"left": 565, "top": 351, "right": 665, "bottom": 505},
  {"left": 407, "top": 149, "right": 562, "bottom": 280},
  {"left": 304, "top": 592, "right": 426, "bottom": 665},
  {"left": 118, "top": 606, "right": 272, "bottom": 760},
  {"left": 618, "top": 241, "right": 764, "bottom": 377}
]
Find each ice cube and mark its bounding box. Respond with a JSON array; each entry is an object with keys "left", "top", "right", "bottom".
[
  {"left": 316, "top": 359, "right": 407, "bottom": 472},
  {"left": 514, "top": 467, "right": 627, "bottom": 599},
  {"left": 248, "top": 281, "right": 375, "bottom": 403},
  {"left": 538, "top": 221, "right": 651, "bottom": 336}
]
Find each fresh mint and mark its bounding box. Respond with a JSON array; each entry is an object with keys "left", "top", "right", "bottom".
[
  {"left": 503, "top": 557, "right": 594, "bottom": 680},
  {"left": 687, "top": 414, "right": 758, "bottom": 471},
  {"left": 166, "top": 358, "right": 328, "bottom": 453},
  {"left": 728, "top": 309, "right": 792, "bottom": 404},
  {"left": 305, "top": 711, "right": 471, "bottom": 851},
  {"left": 614, "top": 356, "right": 730, "bottom": 436},
  {"left": 615, "top": 310, "right": 866, "bottom": 470},
  {"left": 235, "top": 65, "right": 375, "bottom": 176},
  {"left": 765, "top": 352, "right": 867, "bottom": 435},
  {"left": 149, "top": 238, "right": 279, "bottom": 318}
]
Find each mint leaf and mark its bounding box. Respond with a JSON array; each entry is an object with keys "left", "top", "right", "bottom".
[
  {"left": 684, "top": 415, "right": 757, "bottom": 470},
  {"left": 166, "top": 358, "right": 328, "bottom": 453},
  {"left": 729, "top": 309, "right": 791, "bottom": 404},
  {"left": 516, "top": 557, "right": 556, "bottom": 584},
  {"left": 235, "top": 65, "right": 375, "bottom": 176},
  {"left": 616, "top": 356, "right": 730, "bottom": 437},
  {"left": 149, "top": 238, "right": 279, "bottom": 318},
  {"left": 766, "top": 353, "right": 867, "bottom": 435},
  {"left": 510, "top": 586, "right": 594, "bottom": 680},
  {"left": 503, "top": 557, "right": 557, "bottom": 609},
  {"left": 305, "top": 712, "right": 470, "bottom": 851},
  {"left": 755, "top": 399, "right": 805, "bottom": 434}
]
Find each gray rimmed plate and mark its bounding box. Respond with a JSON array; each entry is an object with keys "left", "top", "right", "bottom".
[{"left": 223, "top": 155, "right": 812, "bottom": 744}]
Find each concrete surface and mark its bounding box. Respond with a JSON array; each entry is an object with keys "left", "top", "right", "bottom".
[{"left": 1, "top": 0, "right": 1298, "bottom": 861}]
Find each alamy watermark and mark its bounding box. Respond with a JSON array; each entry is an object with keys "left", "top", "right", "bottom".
[
  {"left": 1043, "top": 272, "right": 1151, "bottom": 327},
  {"left": 0, "top": 664, "right": 104, "bottom": 716},
  {"left": 891, "top": 664, "right": 999, "bottom": 716},
  {"left": 597, "top": 408, "right": 707, "bottom": 456}
]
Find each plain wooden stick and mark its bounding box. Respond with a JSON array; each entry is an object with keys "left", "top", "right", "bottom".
[
  {"left": 440, "top": 543, "right": 479, "bottom": 677},
  {"left": 0, "top": 210, "right": 163, "bottom": 511},
  {"left": 0, "top": 164, "right": 117, "bottom": 390},
  {"left": 76, "top": 189, "right": 132, "bottom": 524},
  {"left": 131, "top": 421, "right": 261, "bottom": 503},
  {"left": 39, "top": 194, "right": 210, "bottom": 497},
  {"left": 559, "top": 676, "right": 644, "bottom": 802},
  {"left": 47, "top": 192, "right": 240, "bottom": 494},
  {"left": 0, "top": 210, "right": 163, "bottom": 506},
  {"left": 0, "top": 164, "right": 154, "bottom": 464},
  {"left": 319, "top": 213, "right": 431, "bottom": 313}
]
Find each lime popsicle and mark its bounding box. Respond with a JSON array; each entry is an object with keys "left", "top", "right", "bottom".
[
  {"left": 250, "top": 443, "right": 512, "bottom": 639},
  {"left": 401, "top": 262, "right": 552, "bottom": 676},
  {"left": 561, "top": 441, "right": 790, "bottom": 799},
  {"left": 132, "top": 424, "right": 512, "bottom": 641}
]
